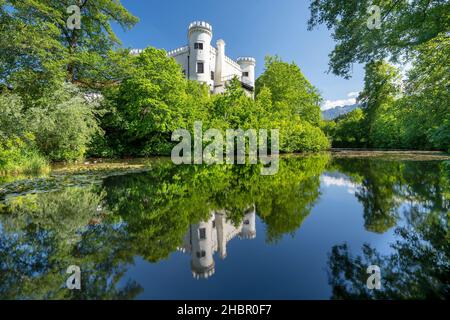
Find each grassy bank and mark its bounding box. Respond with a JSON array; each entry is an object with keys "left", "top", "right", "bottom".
[{"left": 0, "top": 143, "right": 50, "bottom": 175}]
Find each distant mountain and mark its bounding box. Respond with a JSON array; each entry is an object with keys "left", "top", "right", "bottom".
[{"left": 322, "top": 103, "right": 360, "bottom": 120}]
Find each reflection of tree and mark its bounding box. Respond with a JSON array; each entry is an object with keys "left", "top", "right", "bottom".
[
  {"left": 102, "top": 155, "right": 330, "bottom": 251},
  {"left": 401, "top": 161, "right": 449, "bottom": 215},
  {"left": 102, "top": 163, "right": 231, "bottom": 262},
  {"left": 1, "top": 156, "right": 329, "bottom": 299},
  {"left": 327, "top": 209, "right": 449, "bottom": 299},
  {"left": 256, "top": 155, "right": 329, "bottom": 243},
  {"left": 327, "top": 158, "right": 449, "bottom": 299},
  {"left": 332, "top": 158, "right": 449, "bottom": 235},
  {"left": 331, "top": 158, "right": 403, "bottom": 233},
  {"left": 0, "top": 187, "right": 142, "bottom": 300},
  {"left": 327, "top": 158, "right": 450, "bottom": 299}
]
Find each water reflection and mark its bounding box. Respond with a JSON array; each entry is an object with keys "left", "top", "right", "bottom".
[
  {"left": 0, "top": 155, "right": 448, "bottom": 299},
  {"left": 326, "top": 158, "right": 450, "bottom": 299},
  {"left": 178, "top": 206, "right": 256, "bottom": 279}
]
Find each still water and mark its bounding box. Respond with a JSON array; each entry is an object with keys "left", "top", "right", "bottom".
[{"left": 0, "top": 154, "right": 448, "bottom": 299}]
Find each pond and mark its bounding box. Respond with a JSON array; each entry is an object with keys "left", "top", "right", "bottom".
[{"left": 0, "top": 152, "right": 449, "bottom": 299}]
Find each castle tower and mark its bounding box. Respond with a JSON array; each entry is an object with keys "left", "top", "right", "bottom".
[
  {"left": 190, "top": 220, "right": 215, "bottom": 279},
  {"left": 240, "top": 204, "right": 256, "bottom": 239},
  {"left": 188, "top": 21, "right": 213, "bottom": 87},
  {"left": 237, "top": 57, "right": 256, "bottom": 97}
]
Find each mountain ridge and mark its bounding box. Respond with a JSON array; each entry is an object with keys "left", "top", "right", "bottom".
[{"left": 322, "top": 103, "right": 360, "bottom": 120}]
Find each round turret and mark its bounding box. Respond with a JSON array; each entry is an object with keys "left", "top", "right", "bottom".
[
  {"left": 190, "top": 220, "right": 215, "bottom": 279},
  {"left": 237, "top": 57, "right": 256, "bottom": 88},
  {"left": 188, "top": 21, "right": 213, "bottom": 85}
]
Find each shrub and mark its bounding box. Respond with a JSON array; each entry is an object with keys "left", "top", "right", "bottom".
[
  {"left": 0, "top": 134, "right": 49, "bottom": 174},
  {"left": 278, "top": 118, "right": 331, "bottom": 152},
  {"left": 26, "top": 83, "right": 103, "bottom": 161},
  {"left": 0, "top": 94, "right": 49, "bottom": 174}
]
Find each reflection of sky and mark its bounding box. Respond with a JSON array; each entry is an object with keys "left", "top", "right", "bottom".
[
  {"left": 320, "top": 174, "right": 359, "bottom": 194},
  {"left": 116, "top": 172, "right": 401, "bottom": 299}
]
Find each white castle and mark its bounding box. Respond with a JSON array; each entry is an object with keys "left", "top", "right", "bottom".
[
  {"left": 131, "top": 21, "right": 256, "bottom": 97},
  {"left": 177, "top": 205, "right": 257, "bottom": 279}
]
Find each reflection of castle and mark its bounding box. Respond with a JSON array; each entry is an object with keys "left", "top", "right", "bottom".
[{"left": 177, "top": 205, "right": 256, "bottom": 279}]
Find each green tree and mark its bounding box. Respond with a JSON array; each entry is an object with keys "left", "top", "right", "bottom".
[
  {"left": 101, "top": 47, "right": 191, "bottom": 156},
  {"left": 0, "top": 0, "right": 138, "bottom": 96},
  {"left": 308, "top": 0, "right": 450, "bottom": 78},
  {"left": 0, "top": 94, "right": 48, "bottom": 173},
  {"left": 209, "top": 78, "right": 257, "bottom": 130},
  {"left": 254, "top": 56, "right": 330, "bottom": 152},
  {"left": 26, "top": 83, "right": 103, "bottom": 161},
  {"left": 332, "top": 108, "right": 367, "bottom": 148},
  {"left": 400, "top": 34, "right": 450, "bottom": 151},
  {"left": 359, "top": 61, "right": 401, "bottom": 144},
  {"left": 256, "top": 56, "right": 322, "bottom": 125}
]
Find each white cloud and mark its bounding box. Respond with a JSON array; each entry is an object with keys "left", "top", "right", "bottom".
[
  {"left": 321, "top": 98, "right": 357, "bottom": 110},
  {"left": 321, "top": 91, "right": 360, "bottom": 110},
  {"left": 321, "top": 175, "right": 359, "bottom": 194}
]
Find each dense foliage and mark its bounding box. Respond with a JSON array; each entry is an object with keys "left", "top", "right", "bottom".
[
  {"left": 326, "top": 52, "right": 449, "bottom": 151},
  {"left": 0, "top": 0, "right": 137, "bottom": 171},
  {"left": 308, "top": 0, "right": 450, "bottom": 78},
  {"left": 96, "top": 52, "right": 330, "bottom": 157},
  {"left": 0, "top": 83, "right": 102, "bottom": 169},
  {"left": 310, "top": 1, "right": 450, "bottom": 152},
  {"left": 0, "top": 1, "right": 329, "bottom": 171}
]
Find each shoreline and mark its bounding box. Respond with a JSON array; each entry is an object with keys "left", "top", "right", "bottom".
[{"left": 2, "top": 149, "right": 448, "bottom": 178}]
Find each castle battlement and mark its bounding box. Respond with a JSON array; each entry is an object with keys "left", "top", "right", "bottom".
[
  {"left": 224, "top": 55, "right": 242, "bottom": 71},
  {"left": 237, "top": 57, "right": 256, "bottom": 65},
  {"left": 167, "top": 45, "right": 189, "bottom": 57},
  {"left": 188, "top": 21, "right": 213, "bottom": 35}
]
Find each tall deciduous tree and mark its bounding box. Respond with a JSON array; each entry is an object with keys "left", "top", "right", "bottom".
[
  {"left": 0, "top": 0, "right": 138, "bottom": 94},
  {"left": 308, "top": 0, "right": 450, "bottom": 78},
  {"left": 256, "top": 56, "right": 323, "bottom": 126},
  {"left": 102, "top": 47, "right": 190, "bottom": 156},
  {"left": 359, "top": 60, "right": 401, "bottom": 144}
]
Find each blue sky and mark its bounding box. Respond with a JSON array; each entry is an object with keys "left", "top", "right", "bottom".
[{"left": 113, "top": 0, "right": 364, "bottom": 110}]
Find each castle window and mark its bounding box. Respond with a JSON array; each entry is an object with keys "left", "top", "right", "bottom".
[
  {"left": 196, "top": 251, "right": 206, "bottom": 258},
  {"left": 243, "top": 72, "right": 249, "bottom": 77},
  {"left": 212, "top": 220, "right": 216, "bottom": 228},
  {"left": 199, "top": 228, "right": 206, "bottom": 240},
  {"left": 197, "top": 62, "right": 204, "bottom": 74},
  {"left": 211, "top": 71, "right": 215, "bottom": 81},
  {"left": 244, "top": 220, "right": 250, "bottom": 225},
  {"left": 194, "top": 42, "right": 203, "bottom": 50}
]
